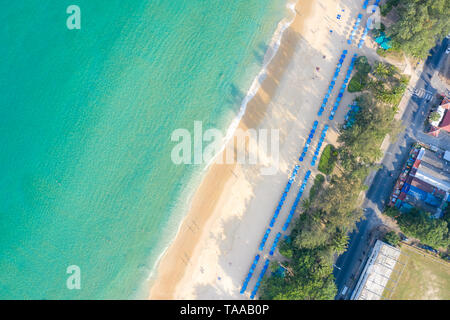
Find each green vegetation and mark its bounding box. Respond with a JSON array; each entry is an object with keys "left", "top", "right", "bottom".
[
  {"left": 380, "top": 0, "right": 400, "bottom": 16},
  {"left": 260, "top": 61, "right": 406, "bottom": 300},
  {"left": 429, "top": 111, "right": 441, "bottom": 123},
  {"left": 385, "top": 0, "right": 450, "bottom": 59},
  {"left": 397, "top": 208, "right": 449, "bottom": 249},
  {"left": 347, "top": 57, "right": 409, "bottom": 110},
  {"left": 383, "top": 244, "right": 450, "bottom": 299},
  {"left": 444, "top": 204, "right": 450, "bottom": 226},
  {"left": 384, "top": 206, "right": 449, "bottom": 250},
  {"left": 347, "top": 56, "right": 371, "bottom": 93},
  {"left": 318, "top": 145, "right": 337, "bottom": 175},
  {"left": 384, "top": 206, "right": 401, "bottom": 218},
  {"left": 309, "top": 174, "right": 325, "bottom": 201},
  {"left": 384, "top": 231, "right": 401, "bottom": 247}
]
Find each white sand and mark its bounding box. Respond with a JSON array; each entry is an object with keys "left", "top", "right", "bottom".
[{"left": 150, "top": 0, "right": 375, "bottom": 299}]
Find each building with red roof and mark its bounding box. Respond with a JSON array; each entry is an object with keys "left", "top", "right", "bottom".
[{"left": 429, "top": 98, "right": 450, "bottom": 137}]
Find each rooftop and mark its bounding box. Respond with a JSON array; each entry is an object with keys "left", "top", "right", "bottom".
[
  {"left": 350, "top": 240, "right": 402, "bottom": 300},
  {"left": 413, "top": 148, "right": 450, "bottom": 194}
]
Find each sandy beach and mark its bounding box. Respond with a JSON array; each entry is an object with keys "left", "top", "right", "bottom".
[{"left": 149, "top": 0, "right": 368, "bottom": 299}]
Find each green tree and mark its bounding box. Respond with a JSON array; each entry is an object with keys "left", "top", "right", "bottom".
[
  {"left": 384, "top": 206, "right": 400, "bottom": 218},
  {"left": 387, "top": 0, "right": 450, "bottom": 59},
  {"left": 429, "top": 111, "right": 441, "bottom": 123},
  {"left": 355, "top": 56, "right": 372, "bottom": 74},
  {"left": 301, "top": 198, "right": 312, "bottom": 211},
  {"left": 373, "top": 62, "right": 392, "bottom": 80},
  {"left": 279, "top": 240, "right": 293, "bottom": 259},
  {"left": 384, "top": 231, "right": 401, "bottom": 247},
  {"left": 331, "top": 230, "right": 349, "bottom": 254},
  {"left": 397, "top": 209, "right": 449, "bottom": 248}
]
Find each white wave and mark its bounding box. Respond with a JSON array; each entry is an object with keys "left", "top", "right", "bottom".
[
  {"left": 204, "top": 0, "right": 298, "bottom": 170},
  {"left": 142, "top": 0, "right": 299, "bottom": 298}
]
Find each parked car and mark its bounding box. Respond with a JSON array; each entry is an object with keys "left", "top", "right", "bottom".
[{"left": 341, "top": 286, "right": 348, "bottom": 296}]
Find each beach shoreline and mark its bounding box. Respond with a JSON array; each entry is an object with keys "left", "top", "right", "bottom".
[
  {"left": 149, "top": 0, "right": 361, "bottom": 299},
  {"left": 148, "top": 0, "right": 315, "bottom": 299}
]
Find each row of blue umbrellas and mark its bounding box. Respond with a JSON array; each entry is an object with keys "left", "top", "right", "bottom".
[
  {"left": 259, "top": 228, "right": 272, "bottom": 251},
  {"left": 318, "top": 50, "right": 348, "bottom": 116},
  {"left": 299, "top": 120, "right": 319, "bottom": 161},
  {"left": 250, "top": 259, "right": 270, "bottom": 299},
  {"left": 269, "top": 232, "right": 282, "bottom": 256},
  {"left": 348, "top": 14, "right": 363, "bottom": 44},
  {"left": 311, "top": 125, "right": 330, "bottom": 166},
  {"left": 242, "top": 12, "right": 369, "bottom": 295},
  {"left": 269, "top": 164, "right": 300, "bottom": 227},
  {"left": 329, "top": 54, "right": 358, "bottom": 120},
  {"left": 240, "top": 254, "right": 260, "bottom": 294},
  {"left": 282, "top": 170, "right": 311, "bottom": 232},
  {"left": 363, "top": 0, "right": 370, "bottom": 9},
  {"left": 358, "top": 16, "right": 374, "bottom": 48}
]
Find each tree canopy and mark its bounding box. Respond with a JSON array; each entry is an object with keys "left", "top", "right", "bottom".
[
  {"left": 384, "top": 231, "right": 401, "bottom": 247},
  {"left": 397, "top": 208, "right": 449, "bottom": 249},
  {"left": 387, "top": 0, "right": 450, "bottom": 59}
]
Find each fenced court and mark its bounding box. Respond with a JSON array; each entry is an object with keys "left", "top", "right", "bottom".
[{"left": 382, "top": 243, "right": 450, "bottom": 300}]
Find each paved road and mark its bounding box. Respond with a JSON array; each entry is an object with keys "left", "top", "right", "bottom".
[{"left": 333, "top": 38, "right": 449, "bottom": 299}]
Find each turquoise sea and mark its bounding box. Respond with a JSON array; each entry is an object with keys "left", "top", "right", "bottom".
[{"left": 0, "top": 1, "right": 289, "bottom": 299}]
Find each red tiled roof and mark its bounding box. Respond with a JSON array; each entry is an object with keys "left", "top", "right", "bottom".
[
  {"left": 441, "top": 98, "right": 450, "bottom": 108},
  {"left": 438, "top": 109, "right": 450, "bottom": 131},
  {"left": 411, "top": 177, "right": 434, "bottom": 193}
]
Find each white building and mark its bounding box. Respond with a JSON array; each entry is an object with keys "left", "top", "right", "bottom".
[{"left": 350, "top": 240, "right": 402, "bottom": 300}]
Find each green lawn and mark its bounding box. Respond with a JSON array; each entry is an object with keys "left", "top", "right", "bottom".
[
  {"left": 383, "top": 244, "right": 450, "bottom": 300},
  {"left": 318, "top": 144, "right": 337, "bottom": 175}
]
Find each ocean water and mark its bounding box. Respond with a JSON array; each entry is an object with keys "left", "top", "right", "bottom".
[{"left": 0, "top": 1, "right": 289, "bottom": 299}]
